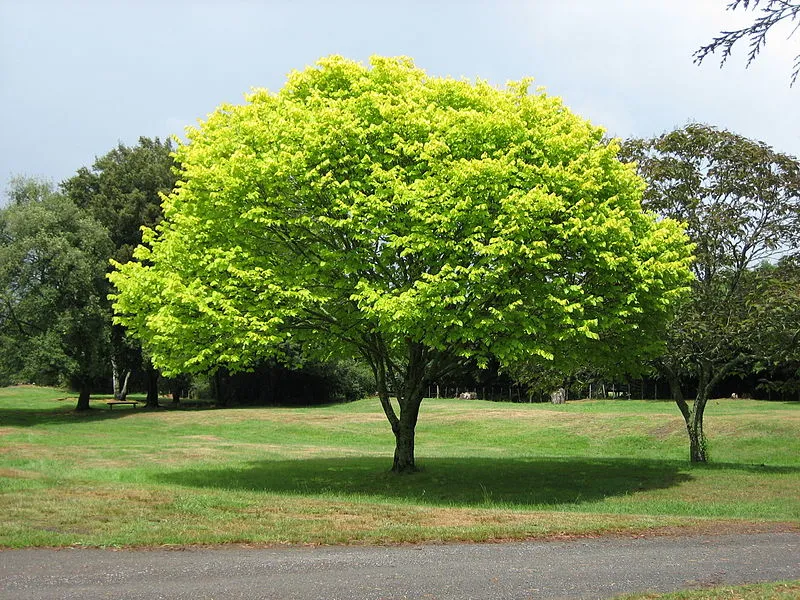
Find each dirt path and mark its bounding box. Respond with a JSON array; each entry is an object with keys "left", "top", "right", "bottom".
[{"left": 1, "top": 532, "right": 798, "bottom": 599}]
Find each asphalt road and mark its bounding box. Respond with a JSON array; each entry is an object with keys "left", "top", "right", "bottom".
[{"left": 1, "top": 533, "right": 798, "bottom": 600}]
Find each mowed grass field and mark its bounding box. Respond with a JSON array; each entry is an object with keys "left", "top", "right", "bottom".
[{"left": 0, "top": 386, "right": 797, "bottom": 548}]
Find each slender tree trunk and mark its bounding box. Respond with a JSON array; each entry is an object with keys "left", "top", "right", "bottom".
[
  {"left": 212, "top": 369, "right": 229, "bottom": 407},
  {"left": 688, "top": 405, "right": 708, "bottom": 463},
  {"left": 392, "top": 342, "right": 427, "bottom": 473},
  {"left": 666, "top": 368, "right": 709, "bottom": 463},
  {"left": 75, "top": 384, "right": 91, "bottom": 411},
  {"left": 145, "top": 364, "right": 159, "bottom": 409},
  {"left": 171, "top": 384, "right": 181, "bottom": 406},
  {"left": 393, "top": 416, "right": 417, "bottom": 473},
  {"left": 368, "top": 338, "right": 427, "bottom": 474},
  {"left": 112, "top": 356, "right": 120, "bottom": 398},
  {"left": 118, "top": 370, "right": 131, "bottom": 401}
]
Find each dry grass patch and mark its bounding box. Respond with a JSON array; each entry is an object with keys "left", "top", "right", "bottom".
[
  {"left": 648, "top": 421, "right": 685, "bottom": 440},
  {"left": 0, "top": 467, "right": 41, "bottom": 479},
  {"left": 1, "top": 389, "right": 797, "bottom": 548}
]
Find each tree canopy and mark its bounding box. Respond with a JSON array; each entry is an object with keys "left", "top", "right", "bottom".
[
  {"left": 63, "top": 136, "right": 176, "bottom": 264},
  {"left": 0, "top": 178, "right": 112, "bottom": 409},
  {"left": 110, "top": 55, "right": 693, "bottom": 471},
  {"left": 621, "top": 123, "right": 800, "bottom": 461}
]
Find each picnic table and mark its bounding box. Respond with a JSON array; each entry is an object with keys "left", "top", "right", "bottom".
[{"left": 106, "top": 399, "right": 139, "bottom": 410}]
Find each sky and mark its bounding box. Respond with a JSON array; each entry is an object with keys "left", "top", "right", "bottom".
[{"left": 1, "top": 0, "right": 798, "bottom": 192}]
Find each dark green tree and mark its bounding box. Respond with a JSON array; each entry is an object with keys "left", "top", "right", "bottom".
[
  {"left": 622, "top": 123, "right": 800, "bottom": 461},
  {"left": 0, "top": 178, "right": 113, "bottom": 409},
  {"left": 63, "top": 137, "right": 176, "bottom": 263},
  {"left": 746, "top": 259, "right": 800, "bottom": 398},
  {"left": 63, "top": 137, "right": 177, "bottom": 407}
]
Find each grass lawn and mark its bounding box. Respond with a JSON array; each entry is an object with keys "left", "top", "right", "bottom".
[
  {"left": 0, "top": 386, "right": 797, "bottom": 548},
  {"left": 617, "top": 580, "right": 800, "bottom": 599}
]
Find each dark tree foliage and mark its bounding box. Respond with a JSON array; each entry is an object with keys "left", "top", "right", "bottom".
[
  {"left": 695, "top": 0, "right": 800, "bottom": 86},
  {"left": 0, "top": 178, "right": 113, "bottom": 409},
  {"left": 63, "top": 137, "right": 178, "bottom": 405},
  {"left": 747, "top": 258, "right": 800, "bottom": 398},
  {"left": 63, "top": 137, "right": 177, "bottom": 264},
  {"left": 622, "top": 123, "right": 800, "bottom": 461}
]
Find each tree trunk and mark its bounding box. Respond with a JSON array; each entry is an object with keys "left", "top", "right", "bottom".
[
  {"left": 393, "top": 416, "right": 417, "bottom": 473},
  {"left": 112, "top": 356, "right": 120, "bottom": 398},
  {"left": 392, "top": 368, "right": 425, "bottom": 473},
  {"left": 687, "top": 416, "right": 707, "bottom": 462},
  {"left": 145, "top": 364, "right": 159, "bottom": 409},
  {"left": 666, "top": 370, "right": 709, "bottom": 463},
  {"left": 212, "top": 370, "right": 228, "bottom": 407},
  {"left": 118, "top": 370, "right": 131, "bottom": 401},
  {"left": 75, "top": 384, "right": 91, "bottom": 411},
  {"left": 369, "top": 340, "right": 427, "bottom": 474},
  {"left": 687, "top": 388, "right": 710, "bottom": 463},
  {"left": 171, "top": 385, "right": 181, "bottom": 406},
  {"left": 391, "top": 393, "right": 423, "bottom": 473}
]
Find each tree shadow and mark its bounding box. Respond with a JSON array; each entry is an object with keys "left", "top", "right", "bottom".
[
  {"left": 0, "top": 404, "right": 161, "bottom": 427},
  {"left": 0, "top": 399, "right": 219, "bottom": 427},
  {"left": 0, "top": 407, "right": 134, "bottom": 427},
  {"left": 157, "top": 456, "right": 695, "bottom": 507}
]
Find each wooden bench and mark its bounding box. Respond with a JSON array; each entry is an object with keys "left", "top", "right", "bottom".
[{"left": 106, "top": 400, "right": 139, "bottom": 410}]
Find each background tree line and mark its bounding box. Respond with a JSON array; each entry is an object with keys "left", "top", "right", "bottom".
[
  {"left": 1, "top": 119, "right": 798, "bottom": 466},
  {"left": 0, "top": 138, "right": 376, "bottom": 409}
]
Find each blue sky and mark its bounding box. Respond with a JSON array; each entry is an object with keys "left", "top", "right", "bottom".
[{"left": 1, "top": 0, "right": 798, "bottom": 190}]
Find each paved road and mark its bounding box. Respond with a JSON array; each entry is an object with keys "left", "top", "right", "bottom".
[{"left": 1, "top": 533, "right": 798, "bottom": 600}]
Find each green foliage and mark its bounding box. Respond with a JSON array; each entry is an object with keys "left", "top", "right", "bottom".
[
  {"left": 208, "top": 357, "right": 375, "bottom": 405},
  {"left": 110, "top": 55, "right": 693, "bottom": 469},
  {"left": 622, "top": 124, "right": 800, "bottom": 380},
  {"left": 320, "top": 358, "right": 375, "bottom": 402},
  {"left": 621, "top": 123, "right": 800, "bottom": 461},
  {"left": 63, "top": 137, "right": 177, "bottom": 264},
  {"left": 747, "top": 259, "right": 800, "bottom": 395},
  {"left": 63, "top": 137, "right": 178, "bottom": 397},
  {"left": 111, "top": 56, "right": 691, "bottom": 375},
  {"left": 0, "top": 178, "right": 113, "bottom": 393},
  {"left": 2, "top": 175, "right": 56, "bottom": 207}
]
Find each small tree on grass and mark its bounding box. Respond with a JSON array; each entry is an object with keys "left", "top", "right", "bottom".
[
  {"left": 622, "top": 123, "right": 800, "bottom": 462},
  {"left": 110, "top": 56, "right": 692, "bottom": 472}
]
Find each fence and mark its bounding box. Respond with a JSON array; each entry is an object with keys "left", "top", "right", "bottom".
[{"left": 428, "top": 379, "right": 674, "bottom": 402}]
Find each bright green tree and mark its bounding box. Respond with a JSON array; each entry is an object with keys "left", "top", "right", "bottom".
[
  {"left": 0, "top": 178, "right": 113, "bottom": 409},
  {"left": 110, "top": 56, "right": 693, "bottom": 472}
]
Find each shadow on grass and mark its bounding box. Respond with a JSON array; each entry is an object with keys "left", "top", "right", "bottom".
[
  {"left": 157, "top": 456, "right": 696, "bottom": 508},
  {"left": 0, "top": 401, "right": 219, "bottom": 427},
  {"left": 0, "top": 406, "right": 149, "bottom": 426}
]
